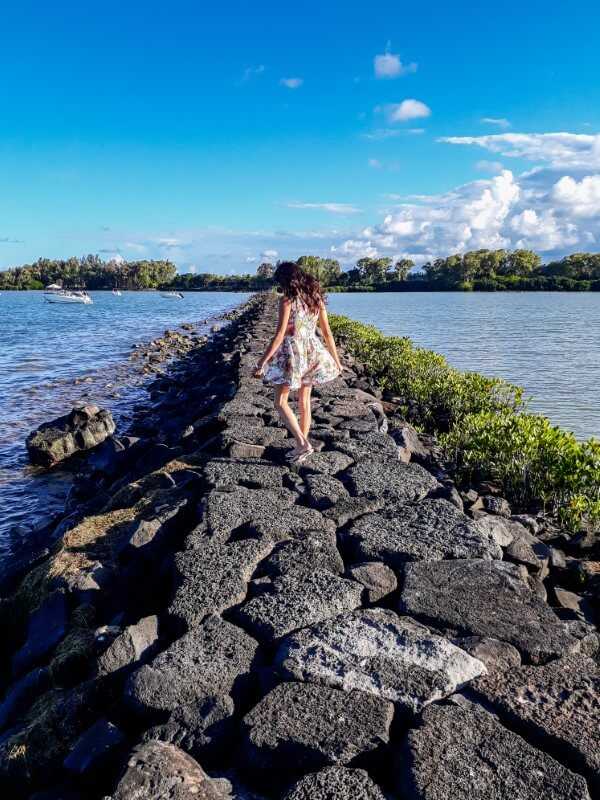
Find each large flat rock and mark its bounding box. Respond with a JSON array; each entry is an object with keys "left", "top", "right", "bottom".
[
  {"left": 169, "top": 536, "right": 273, "bottom": 629},
  {"left": 472, "top": 654, "right": 600, "bottom": 792},
  {"left": 334, "top": 431, "right": 400, "bottom": 463},
  {"left": 345, "top": 460, "right": 439, "bottom": 503},
  {"left": 236, "top": 569, "right": 362, "bottom": 641},
  {"left": 397, "top": 702, "right": 591, "bottom": 800},
  {"left": 256, "top": 531, "right": 344, "bottom": 579},
  {"left": 399, "top": 559, "right": 577, "bottom": 664},
  {"left": 140, "top": 695, "right": 234, "bottom": 757},
  {"left": 275, "top": 609, "right": 486, "bottom": 713},
  {"left": 343, "top": 499, "right": 502, "bottom": 568},
  {"left": 125, "top": 614, "right": 259, "bottom": 716},
  {"left": 242, "top": 682, "right": 393, "bottom": 774},
  {"left": 106, "top": 740, "right": 231, "bottom": 799},
  {"left": 284, "top": 767, "right": 386, "bottom": 799},
  {"left": 202, "top": 458, "right": 287, "bottom": 489}
]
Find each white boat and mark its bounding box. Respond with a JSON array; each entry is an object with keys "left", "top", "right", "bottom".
[
  {"left": 45, "top": 290, "right": 93, "bottom": 305},
  {"left": 160, "top": 291, "right": 184, "bottom": 299},
  {"left": 112, "top": 288, "right": 122, "bottom": 296}
]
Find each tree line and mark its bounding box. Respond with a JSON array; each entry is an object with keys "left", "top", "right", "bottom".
[
  {"left": 0, "top": 255, "right": 177, "bottom": 290},
  {"left": 2, "top": 249, "right": 599, "bottom": 292}
]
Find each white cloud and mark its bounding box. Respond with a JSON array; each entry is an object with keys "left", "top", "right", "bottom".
[
  {"left": 245, "top": 256, "right": 258, "bottom": 263},
  {"left": 368, "top": 158, "right": 382, "bottom": 169},
  {"left": 551, "top": 175, "right": 600, "bottom": 217},
  {"left": 481, "top": 117, "right": 511, "bottom": 129},
  {"left": 280, "top": 77, "right": 303, "bottom": 89},
  {"left": 374, "top": 51, "right": 417, "bottom": 79},
  {"left": 380, "top": 99, "right": 431, "bottom": 123},
  {"left": 476, "top": 160, "right": 505, "bottom": 173},
  {"left": 440, "top": 132, "right": 600, "bottom": 169},
  {"left": 261, "top": 249, "right": 279, "bottom": 259},
  {"left": 287, "top": 202, "right": 362, "bottom": 214}
]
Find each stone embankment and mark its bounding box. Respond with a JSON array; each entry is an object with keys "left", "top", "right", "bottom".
[{"left": 0, "top": 294, "right": 598, "bottom": 800}]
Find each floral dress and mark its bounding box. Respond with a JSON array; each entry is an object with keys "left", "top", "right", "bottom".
[{"left": 263, "top": 299, "right": 341, "bottom": 389}]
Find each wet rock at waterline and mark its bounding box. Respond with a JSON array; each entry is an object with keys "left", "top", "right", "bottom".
[{"left": 26, "top": 405, "right": 116, "bottom": 467}]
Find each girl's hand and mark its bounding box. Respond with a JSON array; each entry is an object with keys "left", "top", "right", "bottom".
[{"left": 253, "top": 362, "right": 265, "bottom": 378}]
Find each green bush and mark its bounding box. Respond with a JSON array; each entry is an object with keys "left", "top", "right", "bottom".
[{"left": 330, "top": 313, "right": 600, "bottom": 532}]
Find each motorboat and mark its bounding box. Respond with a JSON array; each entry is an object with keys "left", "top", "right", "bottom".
[
  {"left": 45, "top": 289, "right": 93, "bottom": 305},
  {"left": 160, "top": 291, "right": 184, "bottom": 299},
  {"left": 112, "top": 288, "right": 122, "bottom": 296}
]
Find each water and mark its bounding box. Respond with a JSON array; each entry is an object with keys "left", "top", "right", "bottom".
[
  {"left": 327, "top": 292, "right": 600, "bottom": 441},
  {"left": 0, "top": 290, "right": 249, "bottom": 568}
]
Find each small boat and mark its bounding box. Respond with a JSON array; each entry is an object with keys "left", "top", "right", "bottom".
[
  {"left": 112, "top": 288, "right": 122, "bottom": 296},
  {"left": 45, "top": 289, "right": 93, "bottom": 305},
  {"left": 160, "top": 291, "right": 184, "bottom": 299}
]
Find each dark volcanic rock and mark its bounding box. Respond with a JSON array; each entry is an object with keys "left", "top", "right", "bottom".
[
  {"left": 323, "top": 496, "right": 386, "bottom": 527},
  {"left": 96, "top": 615, "right": 159, "bottom": 675},
  {"left": 275, "top": 609, "right": 486, "bottom": 713},
  {"left": 0, "top": 666, "right": 51, "bottom": 730},
  {"left": 12, "top": 590, "right": 68, "bottom": 676},
  {"left": 346, "top": 561, "right": 397, "bottom": 603},
  {"left": 203, "top": 458, "right": 287, "bottom": 490},
  {"left": 236, "top": 569, "right": 362, "bottom": 641},
  {"left": 451, "top": 636, "right": 521, "bottom": 673},
  {"left": 63, "top": 718, "right": 125, "bottom": 775},
  {"left": 242, "top": 682, "right": 393, "bottom": 774},
  {"left": 472, "top": 654, "right": 600, "bottom": 791},
  {"left": 125, "top": 615, "right": 259, "bottom": 716},
  {"left": 342, "top": 499, "right": 501, "bottom": 568},
  {"left": 141, "top": 695, "right": 234, "bottom": 756},
  {"left": 256, "top": 531, "right": 344, "bottom": 579},
  {"left": 27, "top": 405, "right": 116, "bottom": 467},
  {"left": 284, "top": 767, "right": 386, "bottom": 799},
  {"left": 297, "top": 450, "right": 354, "bottom": 476},
  {"left": 304, "top": 474, "right": 350, "bottom": 509},
  {"left": 169, "top": 536, "right": 273, "bottom": 629},
  {"left": 398, "top": 702, "right": 591, "bottom": 800},
  {"left": 333, "top": 432, "right": 399, "bottom": 463},
  {"left": 399, "top": 560, "right": 578, "bottom": 664},
  {"left": 345, "top": 460, "right": 439, "bottom": 503},
  {"left": 106, "top": 740, "right": 231, "bottom": 799}
]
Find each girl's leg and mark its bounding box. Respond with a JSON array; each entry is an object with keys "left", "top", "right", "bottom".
[
  {"left": 274, "top": 385, "right": 307, "bottom": 448},
  {"left": 298, "top": 384, "right": 313, "bottom": 438}
]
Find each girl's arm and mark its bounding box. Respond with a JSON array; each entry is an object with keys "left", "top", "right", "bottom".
[
  {"left": 253, "top": 297, "right": 291, "bottom": 376},
  {"left": 318, "top": 301, "right": 343, "bottom": 371}
]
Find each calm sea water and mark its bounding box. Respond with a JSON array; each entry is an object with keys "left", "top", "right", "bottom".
[
  {"left": 0, "top": 290, "right": 249, "bottom": 567},
  {"left": 1, "top": 289, "right": 598, "bottom": 572},
  {"left": 328, "top": 292, "right": 600, "bottom": 441}
]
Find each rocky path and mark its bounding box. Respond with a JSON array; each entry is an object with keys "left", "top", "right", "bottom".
[{"left": 0, "top": 294, "right": 598, "bottom": 800}]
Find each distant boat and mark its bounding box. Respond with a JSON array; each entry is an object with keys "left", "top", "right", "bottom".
[
  {"left": 112, "top": 288, "right": 122, "bottom": 296},
  {"left": 160, "top": 291, "right": 184, "bottom": 299},
  {"left": 45, "top": 290, "right": 93, "bottom": 305}
]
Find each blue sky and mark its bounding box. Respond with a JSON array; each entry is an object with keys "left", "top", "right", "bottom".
[{"left": 1, "top": 0, "right": 600, "bottom": 272}]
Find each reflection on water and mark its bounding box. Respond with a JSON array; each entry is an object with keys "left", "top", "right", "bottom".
[{"left": 328, "top": 291, "right": 600, "bottom": 441}]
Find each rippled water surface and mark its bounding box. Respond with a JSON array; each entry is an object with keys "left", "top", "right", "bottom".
[
  {"left": 0, "top": 290, "right": 249, "bottom": 566},
  {"left": 328, "top": 292, "right": 600, "bottom": 440}
]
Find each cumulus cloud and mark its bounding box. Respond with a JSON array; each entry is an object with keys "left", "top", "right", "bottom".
[
  {"left": 481, "top": 117, "right": 511, "bottom": 129},
  {"left": 551, "top": 175, "right": 600, "bottom": 217},
  {"left": 374, "top": 51, "right": 417, "bottom": 78},
  {"left": 287, "top": 202, "right": 362, "bottom": 214},
  {"left": 379, "top": 99, "right": 431, "bottom": 123},
  {"left": 439, "top": 132, "right": 600, "bottom": 169},
  {"left": 261, "top": 249, "right": 279, "bottom": 259},
  {"left": 280, "top": 77, "right": 303, "bottom": 89}
]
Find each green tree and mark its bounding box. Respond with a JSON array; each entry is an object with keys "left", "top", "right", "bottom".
[
  {"left": 393, "top": 258, "right": 414, "bottom": 281},
  {"left": 257, "top": 262, "right": 275, "bottom": 279}
]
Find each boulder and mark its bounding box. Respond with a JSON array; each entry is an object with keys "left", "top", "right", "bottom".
[
  {"left": 284, "top": 767, "right": 386, "bottom": 800},
  {"left": 202, "top": 458, "right": 287, "bottom": 490},
  {"left": 346, "top": 561, "right": 397, "bottom": 603},
  {"left": 0, "top": 666, "right": 51, "bottom": 730},
  {"left": 323, "top": 496, "right": 385, "bottom": 527},
  {"left": 27, "top": 405, "right": 116, "bottom": 467},
  {"left": 451, "top": 636, "right": 521, "bottom": 673},
  {"left": 343, "top": 499, "right": 502, "bottom": 568},
  {"left": 236, "top": 569, "right": 363, "bottom": 642},
  {"left": 12, "top": 590, "right": 68, "bottom": 676},
  {"left": 388, "top": 422, "right": 430, "bottom": 464},
  {"left": 169, "top": 536, "right": 273, "bottom": 630},
  {"left": 242, "top": 682, "right": 393, "bottom": 774},
  {"left": 106, "top": 740, "right": 231, "bottom": 799},
  {"left": 333, "top": 432, "right": 400, "bottom": 463},
  {"left": 399, "top": 560, "right": 578, "bottom": 664},
  {"left": 256, "top": 531, "right": 344, "bottom": 579},
  {"left": 304, "top": 474, "right": 350, "bottom": 509},
  {"left": 63, "top": 718, "right": 125, "bottom": 775},
  {"left": 275, "top": 609, "right": 486, "bottom": 713},
  {"left": 141, "top": 695, "right": 234, "bottom": 756},
  {"left": 345, "top": 460, "right": 439, "bottom": 504},
  {"left": 97, "top": 615, "right": 159, "bottom": 675},
  {"left": 297, "top": 450, "right": 354, "bottom": 476},
  {"left": 397, "top": 702, "right": 591, "bottom": 800},
  {"left": 125, "top": 615, "right": 259, "bottom": 716},
  {"left": 472, "top": 653, "right": 600, "bottom": 792},
  {"left": 473, "top": 514, "right": 514, "bottom": 547}
]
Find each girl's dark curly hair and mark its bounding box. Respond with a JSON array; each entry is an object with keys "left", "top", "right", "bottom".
[{"left": 273, "top": 261, "right": 324, "bottom": 315}]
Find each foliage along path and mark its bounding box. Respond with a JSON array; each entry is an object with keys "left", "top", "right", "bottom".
[{"left": 0, "top": 294, "right": 598, "bottom": 799}]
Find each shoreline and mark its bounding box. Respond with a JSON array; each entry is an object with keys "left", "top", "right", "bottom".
[{"left": 0, "top": 293, "right": 597, "bottom": 799}]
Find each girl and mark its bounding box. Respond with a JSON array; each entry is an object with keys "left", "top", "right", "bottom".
[{"left": 253, "top": 261, "right": 343, "bottom": 463}]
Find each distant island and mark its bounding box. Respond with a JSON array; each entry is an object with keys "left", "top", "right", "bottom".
[{"left": 1, "top": 249, "right": 600, "bottom": 292}]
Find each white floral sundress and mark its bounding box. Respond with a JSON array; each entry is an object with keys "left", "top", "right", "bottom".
[{"left": 263, "top": 299, "right": 341, "bottom": 390}]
